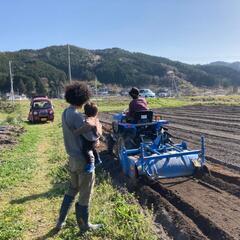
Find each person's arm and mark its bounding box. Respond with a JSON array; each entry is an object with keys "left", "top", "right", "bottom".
[
  {"left": 143, "top": 98, "right": 149, "bottom": 109},
  {"left": 68, "top": 110, "right": 93, "bottom": 136},
  {"left": 126, "top": 101, "right": 133, "bottom": 117},
  {"left": 73, "top": 122, "right": 93, "bottom": 135}
]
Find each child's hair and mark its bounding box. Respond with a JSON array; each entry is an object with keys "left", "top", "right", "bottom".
[{"left": 84, "top": 102, "right": 98, "bottom": 117}]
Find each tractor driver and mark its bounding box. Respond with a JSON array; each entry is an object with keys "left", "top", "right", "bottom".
[{"left": 126, "top": 87, "right": 148, "bottom": 122}]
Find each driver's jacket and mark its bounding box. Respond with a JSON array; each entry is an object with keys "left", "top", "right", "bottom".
[{"left": 127, "top": 97, "right": 148, "bottom": 118}]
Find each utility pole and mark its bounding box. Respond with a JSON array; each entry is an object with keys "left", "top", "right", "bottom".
[
  {"left": 9, "top": 61, "right": 14, "bottom": 101},
  {"left": 172, "top": 77, "right": 179, "bottom": 98},
  {"left": 68, "top": 44, "right": 72, "bottom": 82}
]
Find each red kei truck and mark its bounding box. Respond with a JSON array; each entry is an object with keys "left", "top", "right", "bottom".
[{"left": 28, "top": 96, "right": 54, "bottom": 123}]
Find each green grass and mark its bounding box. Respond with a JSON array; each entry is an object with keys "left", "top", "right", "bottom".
[
  {"left": 0, "top": 126, "right": 42, "bottom": 190},
  {"left": 95, "top": 95, "right": 240, "bottom": 112},
  {"left": 0, "top": 101, "right": 50, "bottom": 238},
  {"left": 147, "top": 97, "right": 189, "bottom": 108},
  {"left": 0, "top": 205, "right": 26, "bottom": 240},
  {"left": 56, "top": 179, "right": 157, "bottom": 240},
  {"left": 91, "top": 96, "right": 189, "bottom": 112},
  {"left": 186, "top": 95, "right": 240, "bottom": 105}
]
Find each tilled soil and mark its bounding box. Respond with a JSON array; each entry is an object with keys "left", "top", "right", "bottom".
[
  {"left": 100, "top": 144, "right": 240, "bottom": 240},
  {"left": 155, "top": 105, "right": 240, "bottom": 168},
  {"left": 0, "top": 125, "right": 25, "bottom": 150},
  {"left": 154, "top": 177, "right": 240, "bottom": 239},
  {"left": 99, "top": 106, "right": 240, "bottom": 240}
]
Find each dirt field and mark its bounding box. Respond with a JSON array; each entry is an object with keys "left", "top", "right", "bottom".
[
  {"left": 0, "top": 125, "right": 25, "bottom": 150},
  {"left": 157, "top": 105, "right": 240, "bottom": 168},
  {"left": 99, "top": 105, "right": 240, "bottom": 240}
]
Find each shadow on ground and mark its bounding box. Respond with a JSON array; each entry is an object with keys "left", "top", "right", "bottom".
[{"left": 10, "top": 183, "right": 67, "bottom": 205}]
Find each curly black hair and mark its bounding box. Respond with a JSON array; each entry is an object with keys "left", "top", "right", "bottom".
[{"left": 64, "top": 81, "right": 92, "bottom": 106}]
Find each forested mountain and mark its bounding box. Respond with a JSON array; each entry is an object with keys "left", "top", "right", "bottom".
[
  {"left": 210, "top": 61, "right": 240, "bottom": 72},
  {"left": 0, "top": 45, "right": 240, "bottom": 96}
]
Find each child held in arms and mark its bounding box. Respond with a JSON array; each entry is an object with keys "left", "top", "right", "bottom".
[{"left": 74, "top": 102, "right": 102, "bottom": 173}]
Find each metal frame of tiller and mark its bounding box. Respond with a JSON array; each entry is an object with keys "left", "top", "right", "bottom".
[{"left": 120, "top": 135, "right": 205, "bottom": 179}]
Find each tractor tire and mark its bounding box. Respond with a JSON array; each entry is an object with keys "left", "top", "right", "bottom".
[
  {"left": 112, "top": 121, "right": 118, "bottom": 134},
  {"left": 116, "top": 136, "right": 135, "bottom": 161},
  {"left": 106, "top": 134, "right": 116, "bottom": 154},
  {"left": 116, "top": 136, "right": 125, "bottom": 160}
]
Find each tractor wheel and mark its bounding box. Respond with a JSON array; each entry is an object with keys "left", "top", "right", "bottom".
[
  {"left": 112, "top": 121, "right": 118, "bottom": 134},
  {"left": 106, "top": 134, "right": 116, "bottom": 154},
  {"left": 116, "top": 136, "right": 125, "bottom": 160},
  {"left": 116, "top": 136, "right": 135, "bottom": 161}
]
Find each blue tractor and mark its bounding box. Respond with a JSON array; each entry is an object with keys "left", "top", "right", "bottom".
[{"left": 108, "top": 110, "right": 206, "bottom": 179}]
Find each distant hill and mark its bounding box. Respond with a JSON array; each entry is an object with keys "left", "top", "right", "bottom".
[
  {"left": 0, "top": 45, "right": 240, "bottom": 96},
  {"left": 210, "top": 61, "right": 240, "bottom": 72}
]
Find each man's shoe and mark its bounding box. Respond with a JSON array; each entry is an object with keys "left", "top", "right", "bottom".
[{"left": 75, "top": 202, "right": 102, "bottom": 232}]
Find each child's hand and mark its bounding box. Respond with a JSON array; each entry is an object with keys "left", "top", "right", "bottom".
[{"left": 86, "top": 118, "right": 96, "bottom": 127}]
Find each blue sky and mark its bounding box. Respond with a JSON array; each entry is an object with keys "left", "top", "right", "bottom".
[{"left": 1, "top": 0, "right": 239, "bottom": 63}]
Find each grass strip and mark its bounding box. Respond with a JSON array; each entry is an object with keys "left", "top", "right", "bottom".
[
  {"left": 0, "top": 124, "right": 43, "bottom": 191},
  {"left": 0, "top": 205, "right": 26, "bottom": 240}
]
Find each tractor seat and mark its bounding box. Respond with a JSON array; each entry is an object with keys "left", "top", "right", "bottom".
[{"left": 133, "top": 110, "right": 153, "bottom": 124}]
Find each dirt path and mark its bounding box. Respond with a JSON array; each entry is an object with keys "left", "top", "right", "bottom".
[{"left": 21, "top": 133, "right": 59, "bottom": 239}]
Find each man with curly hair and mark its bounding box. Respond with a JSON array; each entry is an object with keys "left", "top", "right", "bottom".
[{"left": 55, "top": 81, "right": 102, "bottom": 232}]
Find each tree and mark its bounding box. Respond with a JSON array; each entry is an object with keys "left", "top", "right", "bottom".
[{"left": 18, "top": 79, "right": 27, "bottom": 94}]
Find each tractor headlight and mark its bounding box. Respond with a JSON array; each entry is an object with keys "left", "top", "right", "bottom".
[{"left": 33, "top": 111, "right": 38, "bottom": 115}]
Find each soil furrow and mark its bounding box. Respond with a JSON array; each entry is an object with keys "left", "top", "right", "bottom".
[
  {"left": 158, "top": 112, "right": 240, "bottom": 122},
  {"left": 145, "top": 177, "right": 240, "bottom": 240},
  {"left": 161, "top": 113, "right": 240, "bottom": 124},
  {"left": 163, "top": 116, "right": 240, "bottom": 134},
  {"left": 170, "top": 128, "right": 240, "bottom": 155},
  {"left": 169, "top": 123, "right": 240, "bottom": 142},
  {"left": 168, "top": 124, "right": 240, "bottom": 166}
]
